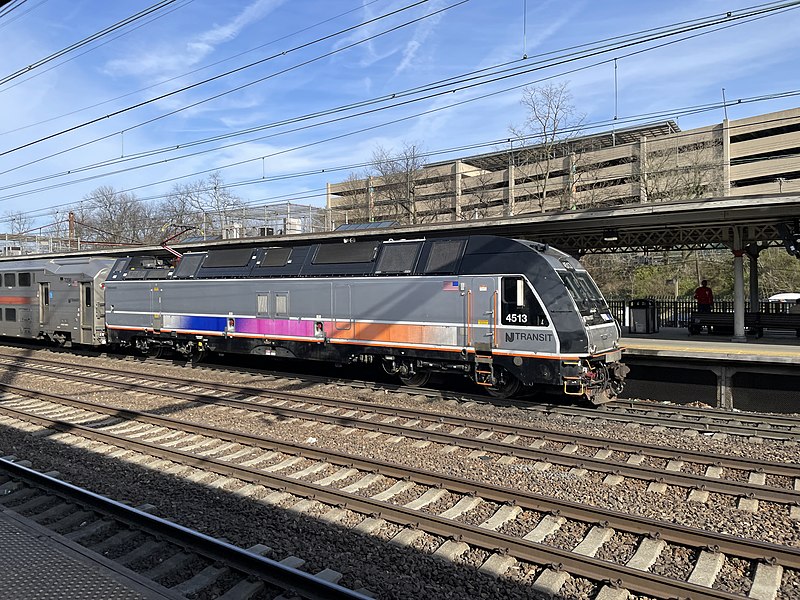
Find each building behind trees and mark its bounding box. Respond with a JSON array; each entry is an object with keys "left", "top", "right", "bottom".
[{"left": 326, "top": 107, "right": 800, "bottom": 225}]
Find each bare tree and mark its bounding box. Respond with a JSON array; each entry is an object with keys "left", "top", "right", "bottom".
[
  {"left": 417, "top": 165, "right": 456, "bottom": 223},
  {"left": 4, "top": 210, "right": 35, "bottom": 236},
  {"left": 640, "top": 138, "right": 724, "bottom": 202},
  {"left": 509, "top": 82, "right": 585, "bottom": 213},
  {"left": 75, "top": 186, "right": 148, "bottom": 244},
  {"left": 162, "top": 172, "right": 243, "bottom": 239},
  {"left": 369, "top": 142, "right": 426, "bottom": 224},
  {"left": 462, "top": 169, "right": 499, "bottom": 219},
  {"left": 334, "top": 171, "right": 372, "bottom": 224}
]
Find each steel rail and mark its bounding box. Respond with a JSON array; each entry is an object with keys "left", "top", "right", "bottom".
[
  {"left": 0, "top": 457, "right": 370, "bottom": 600},
  {"left": 0, "top": 402, "right": 766, "bottom": 600},
  {"left": 2, "top": 347, "right": 799, "bottom": 435},
  {"left": 4, "top": 364, "right": 798, "bottom": 504},
  {"left": 522, "top": 402, "right": 800, "bottom": 440},
  {"left": 5, "top": 356, "right": 799, "bottom": 479},
  {"left": 0, "top": 388, "right": 798, "bottom": 571},
  {"left": 605, "top": 398, "right": 800, "bottom": 428}
]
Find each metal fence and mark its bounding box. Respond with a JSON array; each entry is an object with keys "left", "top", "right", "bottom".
[{"left": 607, "top": 298, "right": 792, "bottom": 328}]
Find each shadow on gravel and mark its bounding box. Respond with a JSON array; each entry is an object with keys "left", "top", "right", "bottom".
[{"left": 0, "top": 418, "right": 584, "bottom": 600}]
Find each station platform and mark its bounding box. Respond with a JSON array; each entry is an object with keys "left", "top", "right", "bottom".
[
  {"left": 618, "top": 328, "right": 800, "bottom": 411},
  {"left": 621, "top": 327, "right": 800, "bottom": 363},
  {"left": 0, "top": 508, "right": 175, "bottom": 600}
]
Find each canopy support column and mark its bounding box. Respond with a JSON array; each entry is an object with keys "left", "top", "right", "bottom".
[
  {"left": 746, "top": 242, "right": 766, "bottom": 313},
  {"left": 732, "top": 227, "right": 746, "bottom": 342},
  {"left": 748, "top": 252, "right": 759, "bottom": 312}
]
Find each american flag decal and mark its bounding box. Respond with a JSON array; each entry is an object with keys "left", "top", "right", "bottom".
[{"left": 442, "top": 280, "right": 459, "bottom": 291}]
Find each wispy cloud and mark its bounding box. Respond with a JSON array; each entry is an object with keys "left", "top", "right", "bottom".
[
  {"left": 105, "top": 0, "right": 286, "bottom": 78},
  {"left": 393, "top": 0, "right": 446, "bottom": 75}
]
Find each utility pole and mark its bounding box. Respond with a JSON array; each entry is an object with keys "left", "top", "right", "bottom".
[{"left": 68, "top": 211, "right": 75, "bottom": 250}]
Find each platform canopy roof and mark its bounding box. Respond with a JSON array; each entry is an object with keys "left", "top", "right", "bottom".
[
  {"left": 428, "top": 120, "right": 681, "bottom": 172},
  {"left": 3, "top": 192, "right": 799, "bottom": 262}
]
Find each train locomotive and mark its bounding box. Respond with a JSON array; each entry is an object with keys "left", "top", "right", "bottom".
[{"left": 100, "top": 235, "right": 628, "bottom": 403}]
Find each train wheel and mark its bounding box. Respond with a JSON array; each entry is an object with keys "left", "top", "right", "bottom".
[
  {"left": 147, "top": 345, "right": 163, "bottom": 359},
  {"left": 191, "top": 349, "right": 207, "bottom": 364},
  {"left": 485, "top": 370, "right": 521, "bottom": 399},
  {"left": 399, "top": 371, "right": 431, "bottom": 387}
]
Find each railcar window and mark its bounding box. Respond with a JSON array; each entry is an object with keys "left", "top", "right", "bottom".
[
  {"left": 576, "top": 272, "right": 605, "bottom": 301},
  {"left": 375, "top": 242, "right": 422, "bottom": 274},
  {"left": 559, "top": 271, "right": 607, "bottom": 313},
  {"left": 256, "top": 293, "right": 270, "bottom": 316},
  {"left": 501, "top": 277, "right": 548, "bottom": 326},
  {"left": 3, "top": 273, "right": 14, "bottom": 287},
  {"left": 424, "top": 240, "right": 465, "bottom": 274},
  {"left": 18, "top": 273, "right": 31, "bottom": 287},
  {"left": 275, "top": 292, "right": 289, "bottom": 317},
  {"left": 4, "top": 308, "right": 15, "bottom": 322}
]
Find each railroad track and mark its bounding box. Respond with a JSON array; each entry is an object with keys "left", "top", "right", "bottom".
[
  {"left": 2, "top": 354, "right": 799, "bottom": 511},
  {"left": 2, "top": 344, "right": 799, "bottom": 439},
  {"left": 0, "top": 379, "right": 797, "bottom": 598},
  {"left": 0, "top": 456, "right": 372, "bottom": 600}
]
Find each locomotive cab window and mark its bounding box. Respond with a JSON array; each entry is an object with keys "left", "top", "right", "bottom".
[
  {"left": 501, "top": 277, "right": 548, "bottom": 326},
  {"left": 558, "top": 271, "right": 606, "bottom": 314}
]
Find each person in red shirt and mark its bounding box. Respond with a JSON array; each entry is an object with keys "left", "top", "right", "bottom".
[{"left": 694, "top": 280, "right": 713, "bottom": 313}]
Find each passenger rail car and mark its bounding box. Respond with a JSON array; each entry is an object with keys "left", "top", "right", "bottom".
[
  {"left": 104, "top": 235, "right": 627, "bottom": 403},
  {"left": 0, "top": 257, "right": 114, "bottom": 346}
]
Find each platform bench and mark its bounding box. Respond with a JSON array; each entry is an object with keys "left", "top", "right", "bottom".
[
  {"left": 688, "top": 312, "right": 800, "bottom": 337},
  {"left": 753, "top": 313, "right": 800, "bottom": 337}
]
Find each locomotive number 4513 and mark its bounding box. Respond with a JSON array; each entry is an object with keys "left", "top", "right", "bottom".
[{"left": 504, "top": 313, "right": 529, "bottom": 324}]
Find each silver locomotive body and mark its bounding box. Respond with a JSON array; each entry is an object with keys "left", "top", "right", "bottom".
[{"left": 105, "top": 236, "right": 627, "bottom": 402}]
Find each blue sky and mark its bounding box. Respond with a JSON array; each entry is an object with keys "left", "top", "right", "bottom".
[{"left": 0, "top": 0, "right": 799, "bottom": 229}]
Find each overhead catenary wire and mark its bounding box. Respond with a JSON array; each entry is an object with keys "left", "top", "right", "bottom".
[
  {"left": 1, "top": 4, "right": 797, "bottom": 203},
  {"left": 0, "top": 0, "right": 447, "bottom": 160},
  {"left": 1, "top": 1, "right": 799, "bottom": 228},
  {"left": 0, "top": 0, "right": 27, "bottom": 20},
  {"left": 1, "top": 0, "right": 795, "bottom": 172},
  {"left": 2, "top": 103, "right": 798, "bottom": 228},
  {"left": 2, "top": 0, "right": 797, "bottom": 195},
  {"left": 0, "top": 0, "right": 48, "bottom": 31},
  {"left": 0, "top": 0, "right": 194, "bottom": 89},
  {"left": 0, "top": 0, "right": 383, "bottom": 133},
  {"left": 0, "top": 0, "right": 184, "bottom": 88}
]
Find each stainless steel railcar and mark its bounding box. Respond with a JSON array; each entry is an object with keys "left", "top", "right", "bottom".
[
  {"left": 0, "top": 257, "right": 114, "bottom": 345},
  {"left": 104, "top": 235, "right": 627, "bottom": 403}
]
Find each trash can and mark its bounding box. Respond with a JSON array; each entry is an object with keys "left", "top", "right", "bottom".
[{"left": 628, "top": 299, "right": 659, "bottom": 334}]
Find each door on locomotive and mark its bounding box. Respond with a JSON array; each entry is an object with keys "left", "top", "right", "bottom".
[
  {"left": 464, "top": 276, "right": 508, "bottom": 392},
  {"left": 333, "top": 283, "right": 352, "bottom": 331},
  {"left": 464, "top": 277, "right": 497, "bottom": 352}
]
